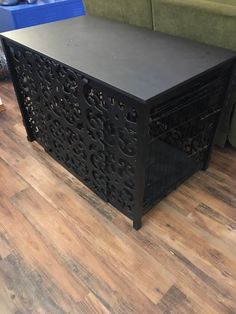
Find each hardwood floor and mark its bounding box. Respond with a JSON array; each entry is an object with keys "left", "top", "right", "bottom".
[
  {"left": 0, "top": 80, "right": 236, "bottom": 313},
  {"left": 0, "top": 96, "right": 5, "bottom": 113}
]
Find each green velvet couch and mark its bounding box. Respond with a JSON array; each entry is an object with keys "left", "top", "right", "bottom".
[
  {"left": 83, "top": 0, "right": 236, "bottom": 147},
  {"left": 83, "top": 0, "right": 153, "bottom": 29},
  {"left": 152, "top": 0, "right": 236, "bottom": 147}
]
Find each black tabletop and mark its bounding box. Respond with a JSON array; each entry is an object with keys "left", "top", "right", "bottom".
[{"left": 1, "top": 15, "right": 235, "bottom": 101}]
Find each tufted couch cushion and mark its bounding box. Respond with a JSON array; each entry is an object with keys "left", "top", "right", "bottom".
[
  {"left": 83, "top": 0, "right": 153, "bottom": 29},
  {"left": 152, "top": 0, "right": 236, "bottom": 51}
]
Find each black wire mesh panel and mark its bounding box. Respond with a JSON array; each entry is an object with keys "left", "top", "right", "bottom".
[
  {"left": 145, "top": 65, "right": 232, "bottom": 209},
  {"left": 2, "top": 38, "right": 234, "bottom": 229}
]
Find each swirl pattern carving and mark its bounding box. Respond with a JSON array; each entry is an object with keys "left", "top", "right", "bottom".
[{"left": 8, "top": 43, "right": 138, "bottom": 217}]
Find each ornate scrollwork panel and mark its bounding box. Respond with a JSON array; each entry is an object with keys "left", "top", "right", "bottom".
[{"left": 7, "top": 43, "right": 139, "bottom": 218}]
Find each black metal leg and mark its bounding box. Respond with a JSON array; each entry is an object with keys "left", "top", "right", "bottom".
[
  {"left": 202, "top": 115, "right": 223, "bottom": 172},
  {"left": 132, "top": 105, "right": 149, "bottom": 230},
  {"left": 1, "top": 39, "right": 35, "bottom": 142},
  {"left": 133, "top": 216, "right": 142, "bottom": 230},
  {"left": 27, "top": 135, "right": 35, "bottom": 142},
  {"left": 202, "top": 161, "right": 210, "bottom": 171}
]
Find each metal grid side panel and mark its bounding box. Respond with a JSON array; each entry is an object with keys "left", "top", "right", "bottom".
[{"left": 144, "top": 62, "right": 234, "bottom": 210}]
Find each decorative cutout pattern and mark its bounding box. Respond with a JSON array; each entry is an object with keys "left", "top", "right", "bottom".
[
  {"left": 7, "top": 43, "right": 138, "bottom": 217},
  {"left": 4, "top": 40, "right": 233, "bottom": 226}
]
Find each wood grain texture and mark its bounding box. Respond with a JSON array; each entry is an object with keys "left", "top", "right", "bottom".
[
  {"left": 0, "top": 97, "right": 6, "bottom": 113},
  {"left": 0, "top": 96, "right": 5, "bottom": 113},
  {"left": 0, "top": 80, "right": 236, "bottom": 313},
  {"left": 0, "top": 105, "right": 5, "bottom": 113}
]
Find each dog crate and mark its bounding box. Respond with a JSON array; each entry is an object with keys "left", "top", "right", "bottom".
[{"left": 1, "top": 35, "right": 234, "bottom": 229}]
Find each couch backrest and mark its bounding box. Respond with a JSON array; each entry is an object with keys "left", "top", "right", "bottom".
[
  {"left": 83, "top": 0, "right": 236, "bottom": 51},
  {"left": 83, "top": 0, "right": 153, "bottom": 29},
  {"left": 152, "top": 0, "right": 236, "bottom": 51},
  {"left": 203, "top": 0, "right": 236, "bottom": 6}
]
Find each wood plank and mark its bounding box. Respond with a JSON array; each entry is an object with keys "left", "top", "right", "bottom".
[
  {"left": 0, "top": 105, "right": 5, "bottom": 113},
  {"left": 0, "top": 277, "right": 18, "bottom": 314},
  {"left": 0, "top": 252, "right": 80, "bottom": 313},
  {"left": 0, "top": 157, "right": 28, "bottom": 198},
  {"left": 147, "top": 202, "right": 236, "bottom": 282},
  {"left": 156, "top": 285, "right": 194, "bottom": 314},
  {"left": 0, "top": 229, "right": 12, "bottom": 261},
  {"left": 0, "top": 197, "right": 89, "bottom": 306},
  {"left": 124, "top": 222, "right": 236, "bottom": 313},
  {"left": 77, "top": 292, "right": 110, "bottom": 314},
  {"left": 0, "top": 97, "right": 6, "bottom": 113},
  {"left": 12, "top": 186, "right": 171, "bottom": 309},
  {"left": 0, "top": 80, "right": 236, "bottom": 313}
]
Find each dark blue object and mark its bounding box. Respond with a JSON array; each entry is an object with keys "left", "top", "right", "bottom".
[{"left": 0, "top": 0, "right": 85, "bottom": 33}]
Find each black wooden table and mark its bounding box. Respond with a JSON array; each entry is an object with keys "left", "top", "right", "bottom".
[{"left": 1, "top": 16, "right": 236, "bottom": 229}]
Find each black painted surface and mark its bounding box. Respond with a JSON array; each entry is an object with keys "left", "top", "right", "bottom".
[
  {"left": 1, "top": 15, "right": 235, "bottom": 101},
  {"left": 2, "top": 16, "right": 236, "bottom": 229}
]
